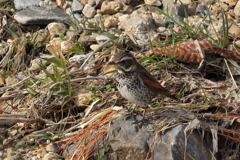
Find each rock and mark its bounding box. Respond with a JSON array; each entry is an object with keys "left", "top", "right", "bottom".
[
  {"left": 96, "top": 35, "right": 111, "bottom": 43},
  {"left": 162, "top": 0, "right": 175, "bottom": 14},
  {"left": 152, "top": 125, "right": 212, "bottom": 160},
  {"left": 115, "top": 0, "right": 138, "bottom": 6},
  {"left": 5, "top": 77, "right": 19, "bottom": 87},
  {"left": 188, "top": 3, "right": 197, "bottom": 15},
  {"left": 6, "top": 155, "right": 24, "bottom": 160},
  {"left": 56, "top": 0, "right": 64, "bottom": 7},
  {"left": 78, "top": 34, "right": 97, "bottom": 48},
  {"left": 72, "top": 0, "right": 84, "bottom": 12},
  {"left": 61, "top": 41, "right": 75, "bottom": 53},
  {"left": 88, "top": 0, "right": 95, "bottom": 6},
  {"left": 14, "top": 0, "right": 41, "bottom": 10},
  {"left": 66, "top": 7, "right": 73, "bottom": 15},
  {"left": 123, "top": 5, "right": 134, "bottom": 14},
  {"left": 46, "top": 38, "right": 64, "bottom": 55},
  {"left": 0, "top": 150, "right": 7, "bottom": 159},
  {"left": 179, "top": 0, "right": 192, "bottom": 4},
  {"left": 82, "top": 4, "right": 96, "bottom": 18},
  {"left": 79, "top": 0, "right": 87, "bottom": 5},
  {"left": 46, "top": 143, "right": 60, "bottom": 152},
  {"left": 118, "top": 10, "right": 155, "bottom": 42},
  {"left": 103, "top": 15, "right": 118, "bottom": 28},
  {"left": 62, "top": 141, "right": 79, "bottom": 158},
  {"left": 72, "top": 92, "right": 92, "bottom": 106},
  {"left": 234, "top": 0, "right": 240, "bottom": 17},
  {"left": 196, "top": 4, "right": 209, "bottom": 17},
  {"left": 221, "top": 0, "right": 238, "bottom": 7},
  {"left": 36, "top": 148, "right": 47, "bottom": 159},
  {"left": 101, "top": 1, "right": 123, "bottom": 14},
  {"left": 9, "top": 129, "right": 18, "bottom": 136},
  {"left": 73, "top": 13, "right": 82, "bottom": 19},
  {"left": 157, "top": 27, "right": 171, "bottom": 36},
  {"left": 28, "top": 55, "right": 54, "bottom": 72},
  {"left": 211, "top": 3, "right": 221, "bottom": 15},
  {"left": 47, "top": 22, "right": 66, "bottom": 37},
  {"left": 46, "top": 38, "right": 75, "bottom": 55},
  {"left": 235, "top": 40, "right": 240, "bottom": 47},
  {"left": 108, "top": 108, "right": 212, "bottom": 160},
  {"left": 95, "top": 0, "right": 105, "bottom": 8},
  {"left": 62, "top": 2, "right": 71, "bottom": 10},
  {"left": 229, "top": 23, "right": 240, "bottom": 36},
  {"left": 42, "top": 153, "right": 60, "bottom": 160},
  {"left": 176, "top": 4, "right": 188, "bottom": 18},
  {"left": 14, "top": 7, "right": 71, "bottom": 25},
  {"left": 218, "top": 2, "right": 229, "bottom": 11},
  {"left": 144, "top": 0, "right": 162, "bottom": 6}
]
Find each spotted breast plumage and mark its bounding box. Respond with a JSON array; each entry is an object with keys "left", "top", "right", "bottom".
[{"left": 108, "top": 50, "right": 178, "bottom": 109}]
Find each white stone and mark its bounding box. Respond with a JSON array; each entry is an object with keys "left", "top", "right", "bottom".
[{"left": 82, "top": 4, "right": 96, "bottom": 18}]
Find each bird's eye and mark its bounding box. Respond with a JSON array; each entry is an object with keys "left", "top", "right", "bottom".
[{"left": 120, "top": 60, "right": 126, "bottom": 64}]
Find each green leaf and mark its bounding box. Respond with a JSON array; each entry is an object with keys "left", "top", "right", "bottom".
[
  {"left": 97, "top": 32, "right": 119, "bottom": 40},
  {"left": 27, "top": 87, "right": 38, "bottom": 95},
  {"left": 39, "top": 63, "right": 57, "bottom": 82},
  {"left": 53, "top": 66, "right": 62, "bottom": 82},
  {"left": 41, "top": 57, "right": 62, "bottom": 67}
]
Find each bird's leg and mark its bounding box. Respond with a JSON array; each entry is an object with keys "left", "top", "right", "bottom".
[
  {"left": 125, "top": 104, "right": 138, "bottom": 120},
  {"left": 142, "top": 109, "right": 146, "bottom": 119},
  {"left": 129, "top": 104, "right": 137, "bottom": 114}
]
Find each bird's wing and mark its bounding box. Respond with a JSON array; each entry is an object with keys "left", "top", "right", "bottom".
[{"left": 138, "top": 67, "right": 178, "bottom": 101}]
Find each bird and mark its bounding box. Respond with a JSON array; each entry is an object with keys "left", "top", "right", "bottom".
[{"left": 108, "top": 51, "right": 178, "bottom": 114}]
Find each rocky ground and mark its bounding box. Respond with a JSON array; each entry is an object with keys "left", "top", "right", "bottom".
[{"left": 0, "top": 0, "right": 240, "bottom": 160}]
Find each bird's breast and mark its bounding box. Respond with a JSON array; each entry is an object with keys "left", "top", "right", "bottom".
[{"left": 115, "top": 72, "right": 155, "bottom": 107}]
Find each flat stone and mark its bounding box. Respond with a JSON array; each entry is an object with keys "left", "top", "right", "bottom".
[
  {"left": 14, "top": 0, "right": 41, "bottom": 10},
  {"left": 72, "top": 0, "right": 84, "bottom": 12},
  {"left": 14, "top": 7, "right": 71, "bottom": 25}
]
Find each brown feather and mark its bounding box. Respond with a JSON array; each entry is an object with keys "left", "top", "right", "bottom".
[{"left": 137, "top": 65, "right": 178, "bottom": 101}]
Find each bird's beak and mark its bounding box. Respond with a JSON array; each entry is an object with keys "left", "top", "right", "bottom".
[{"left": 108, "top": 61, "right": 116, "bottom": 65}]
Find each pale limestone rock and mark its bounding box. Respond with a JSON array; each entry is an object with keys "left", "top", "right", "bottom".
[
  {"left": 47, "top": 22, "right": 66, "bottom": 37},
  {"left": 101, "top": 1, "right": 123, "bottom": 14},
  {"left": 82, "top": 4, "right": 96, "bottom": 18}
]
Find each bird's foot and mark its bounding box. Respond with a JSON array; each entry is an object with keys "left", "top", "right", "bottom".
[{"left": 132, "top": 109, "right": 149, "bottom": 126}]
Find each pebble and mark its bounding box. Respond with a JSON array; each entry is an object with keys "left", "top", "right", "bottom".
[
  {"left": 234, "top": 0, "right": 240, "bottom": 17},
  {"left": 72, "top": 0, "right": 84, "bottom": 12},
  {"left": 47, "top": 22, "right": 66, "bottom": 37},
  {"left": 144, "top": 0, "right": 162, "bottom": 6},
  {"left": 101, "top": 1, "right": 123, "bottom": 14},
  {"left": 82, "top": 4, "right": 96, "bottom": 18}
]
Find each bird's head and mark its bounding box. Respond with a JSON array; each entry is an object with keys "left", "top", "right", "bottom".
[{"left": 108, "top": 51, "right": 137, "bottom": 72}]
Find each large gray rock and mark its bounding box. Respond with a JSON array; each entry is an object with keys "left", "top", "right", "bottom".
[
  {"left": 108, "top": 108, "right": 213, "bottom": 160},
  {"left": 14, "top": 7, "right": 71, "bottom": 25},
  {"left": 14, "top": 0, "right": 41, "bottom": 10}
]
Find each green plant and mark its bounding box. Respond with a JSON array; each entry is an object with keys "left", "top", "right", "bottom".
[
  {"left": 97, "top": 139, "right": 111, "bottom": 160},
  {"left": 39, "top": 53, "right": 72, "bottom": 96},
  {"left": 154, "top": 5, "right": 229, "bottom": 48},
  {"left": 105, "top": 84, "right": 115, "bottom": 92}
]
